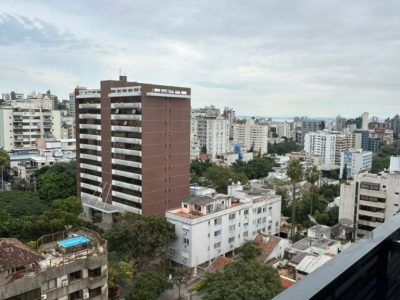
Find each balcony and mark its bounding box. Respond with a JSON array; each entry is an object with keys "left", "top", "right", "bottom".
[
  {"left": 79, "top": 113, "right": 100, "bottom": 119},
  {"left": 112, "top": 190, "right": 142, "bottom": 204},
  {"left": 111, "top": 103, "right": 141, "bottom": 109},
  {"left": 111, "top": 125, "right": 142, "bottom": 132},
  {"left": 273, "top": 213, "right": 400, "bottom": 300},
  {"left": 112, "top": 180, "right": 142, "bottom": 192},
  {"left": 111, "top": 158, "right": 142, "bottom": 169},
  {"left": 79, "top": 124, "right": 101, "bottom": 130},
  {"left": 111, "top": 136, "right": 141, "bottom": 145},
  {"left": 79, "top": 103, "right": 101, "bottom": 109},
  {"left": 111, "top": 168, "right": 142, "bottom": 180},
  {"left": 80, "top": 144, "right": 101, "bottom": 151},
  {"left": 111, "top": 114, "right": 141, "bottom": 121},
  {"left": 79, "top": 134, "right": 101, "bottom": 141},
  {"left": 111, "top": 148, "right": 141, "bottom": 156}
]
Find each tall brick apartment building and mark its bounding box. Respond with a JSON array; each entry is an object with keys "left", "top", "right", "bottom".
[{"left": 75, "top": 76, "right": 190, "bottom": 220}]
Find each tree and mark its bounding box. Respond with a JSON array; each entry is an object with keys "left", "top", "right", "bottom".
[
  {"left": 11, "top": 177, "right": 30, "bottom": 191},
  {"left": 201, "top": 260, "right": 282, "bottom": 300},
  {"left": 287, "top": 159, "right": 304, "bottom": 241},
  {"left": 190, "top": 159, "right": 215, "bottom": 177},
  {"left": 0, "top": 149, "right": 8, "bottom": 191},
  {"left": 341, "top": 163, "right": 348, "bottom": 180},
  {"left": 268, "top": 138, "right": 301, "bottom": 155},
  {"left": 104, "top": 214, "right": 176, "bottom": 264},
  {"left": 127, "top": 271, "right": 171, "bottom": 300},
  {"left": 305, "top": 165, "right": 321, "bottom": 215},
  {"left": 371, "top": 154, "right": 390, "bottom": 173},
  {"left": 237, "top": 241, "right": 263, "bottom": 261},
  {"left": 231, "top": 157, "right": 274, "bottom": 180},
  {"left": 21, "top": 196, "right": 86, "bottom": 241},
  {"left": 201, "top": 145, "right": 207, "bottom": 154},
  {"left": 204, "top": 165, "right": 248, "bottom": 193},
  {"left": 37, "top": 161, "right": 76, "bottom": 202},
  {"left": 108, "top": 259, "right": 135, "bottom": 299}
]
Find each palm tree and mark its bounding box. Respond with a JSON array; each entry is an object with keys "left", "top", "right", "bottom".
[
  {"left": 305, "top": 165, "right": 321, "bottom": 215},
  {"left": 287, "top": 159, "right": 304, "bottom": 241}
]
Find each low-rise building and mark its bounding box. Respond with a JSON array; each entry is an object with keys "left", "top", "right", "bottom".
[
  {"left": 0, "top": 228, "right": 108, "bottom": 300},
  {"left": 166, "top": 183, "right": 281, "bottom": 268}
]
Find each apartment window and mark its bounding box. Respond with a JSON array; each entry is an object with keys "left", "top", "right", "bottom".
[
  {"left": 89, "top": 287, "right": 102, "bottom": 298},
  {"left": 262, "top": 207, "right": 267, "bottom": 213},
  {"left": 214, "top": 230, "right": 221, "bottom": 237},
  {"left": 228, "top": 237, "right": 235, "bottom": 243},
  {"left": 257, "top": 207, "right": 262, "bottom": 214},
  {"left": 41, "top": 278, "right": 57, "bottom": 291},
  {"left": 262, "top": 217, "right": 267, "bottom": 223},
  {"left": 88, "top": 267, "right": 102, "bottom": 278},
  {"left": 69, "top": 270, "right": 82, "bottom": 281},
  {"left": 183, "top": 238, "right": 190, "bottom": 245},
  {"left": 257, "top": 218, "right": 262, "bottom": 225},
  {"left": 207, "top": 204, "right": 213, "bottom": 213},
  {"left": 229, "top": 224, "right": 235, "bottom": 232},
  {"left": 214, "top": 242, "right": 221, "bottom": 249},
  {"left": 229, "top": 213, "right": 235, "bottom": 220},
  {"left": 214, "top": 218, "right": 222, "bottom": 225},
  {"left": 244, "top": 209, "right": 248, "bottom": 215},
  {"left": 243, "top": 231, "right": 248, "bottom": 238}
]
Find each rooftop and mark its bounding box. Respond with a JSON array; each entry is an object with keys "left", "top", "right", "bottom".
[
  {"left": 296, "top": 254, "right": 332, "bottom": 274},
  {"left": 0, "top": 239, "right": 44, "bottom": 272}
]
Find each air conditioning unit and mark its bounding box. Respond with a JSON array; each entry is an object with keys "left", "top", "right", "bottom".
[
  {"left": 83, "top": 292, "right": 90, "bottom": 299},
  {"left": 41, "top": 294, "right": 47, "bottom": 300},
  {"left": 62, "top": 280, "right": 69, "bottom": 287}
]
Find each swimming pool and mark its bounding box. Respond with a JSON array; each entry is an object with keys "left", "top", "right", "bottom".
[{"left": 57, "top": 235, "right": 90, "bottom": 248}]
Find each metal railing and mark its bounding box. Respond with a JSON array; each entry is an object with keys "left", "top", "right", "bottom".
[{"left": 274, "top": 213, "right": 400, "bottom": 300}]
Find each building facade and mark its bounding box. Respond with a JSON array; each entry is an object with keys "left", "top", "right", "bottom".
[
  {"left": 0, "top": 229, "right": 108, "bottom": 300},
  {"left": 339, "top": 166, "right": 400, "bottom": 239},
  {"left": 232, "top": 120, "right": 268, "bottom": 154},
  {"left": 166, "top": 183, "right": 281, "bottom": 268},
  {"left": 76, "top": 76, "right": 191, "bottom": 218},
  {"left": 0, "top": 102, "right": 61, "bottom": 151},
  {"left": 340, "top": 149, "right": 373, "bottom": 179},
  {"left": 303, "top": 131, "right": 362, "bottom": 167}
]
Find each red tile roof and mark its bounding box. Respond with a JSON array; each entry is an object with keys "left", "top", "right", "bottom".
[
  {"left": 206, "top": 256, "right": 233, "bottom": 273},
  {"left": 254, "top": 233, "right": 281, "bottom": 263},
  {"left": 0, "top": 239, "right": 44, "bottom": 271}
]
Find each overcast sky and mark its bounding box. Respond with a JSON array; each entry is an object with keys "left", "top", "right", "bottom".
[{"left": 1, "top": 1, "right": 399, "bottom": 118}]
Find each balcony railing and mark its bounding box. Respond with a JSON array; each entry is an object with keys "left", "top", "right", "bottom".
[{"left": 273, "top": 213, "right": 400, "bottom": 300}]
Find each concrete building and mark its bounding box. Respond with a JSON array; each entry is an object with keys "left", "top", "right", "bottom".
[
  {"left": 0, "top": 229, "right": 108, "bottom": 300},
  {"left": 0, "top": 102, "right": 62, "bottom": 151},
  {"left": 191, "top": 113, "right": 230, "bottom": 159},
  {"left": 392, "top": 114, "right": 400, "bottom": 139},
  {"left": 2, "top": 92, "right": 24, "bottom": 101},
  {"left": 232, "top": 120, "right": 268, "bottom": 154},
  {"left": 300, "top": 120, "right": 325, "bottom": 145},
  {"left": 361, "top": 112, "right": 369, "bottom": 130},
  {"left": 166, "top": 183, "right": 281, "bottom": 268},
  {"left": 304, "top": 131, "right": 362, "bottom": 168},
  {"left": 339, "top": 161, "right": 400, "bottom": 239},
  {"left": 76, "top": 76, "right": 191, "bottom": 219},
  {"left": 340, "top": 149, "right": 373, "bottom": 179},
  {"left": 336, "top": 115, "right": 347, "bottom": 132}
]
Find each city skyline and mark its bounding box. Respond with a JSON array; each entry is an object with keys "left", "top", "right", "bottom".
[{"left": 1, "top": 0, "right": 400, "bottom": 118}]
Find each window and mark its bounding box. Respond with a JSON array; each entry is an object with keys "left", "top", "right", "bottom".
[
  {"left": 229, "top": 225, "right": 235, "bottom": 232},
  {"left": 229, "top": 213, "right": 235, "bottom": 220},
  {"left": 69, "top": 270, "right": 82, "bottom": 281},
  {"left": 262, "top": 207, "right": 266, "bottom": 213},
  {"left": 243, "top": 231, "right": 248, "bottom": 237},
  {"left": 244, "top": 209, "right": 249, "bottom": 215},
  {"left": 214, "top": 242, "right": 221, "bottom": 249},
  {"left": 183, "top": 238, "right": 190, "bottom": 245},
  {"left": 257, "top": 207, "right": 262, "bottom": 214},
  {"left": 214, "top": 230, "right": 221, "bottom": 237},
  {"left": 228, "top": 237, "right": 235, "bottom": 243},
  {"left": 88, "top": 267, "right": 101, "bottom": 278},
  {"left": 257, "top": 218, "right": 262, "bottom": 225},
  {"left": 214, "top": 218, "right": 222, "bottom": 225},
  {"left": 41, "top": 279, "right": 57, "bottom": 291},
  {"left": 262, "top": 217, "right": 267, "bottom": 223}
]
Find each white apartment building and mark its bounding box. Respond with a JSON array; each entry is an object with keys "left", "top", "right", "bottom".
[
  {"left": 191, "top": 117, "right": 230, "bottom": 159},
  {"left": 361, "top": 112, "right": 369, "bottom": 130},
  {"left": 0, "top": 102, "right": 62, "bottom": 151},
  {"left": 2, "top": 92, "right": 24, "bottom": 101},
  {"left": 339, "top": 160, "right": 400, "bottom": 239},
  {"left": 340, "top": 149, "right": 373, "bottom": 179},
  {"left": 166, "top": 183, "right": 281, "bottom": 268},
  {"left": 233, "top": 120, "right": 268, "bottom": 154},
  {"left": 304, "top": 131, "right": 362, "bottom": 168}
]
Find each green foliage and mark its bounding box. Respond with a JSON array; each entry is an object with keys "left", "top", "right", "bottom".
[
  {"left": 11, "top": 177, "right": 31, "bottom": 191},
  {"left": 305, "top": 165, "right": 320, "bottom": 187},
  {"left": 21, "top": 196, "right": 85, "bottom": 241},
  {"left": 287, "top": 159, "right": 304, "bottom": 240},
  {"left": 202, "top": 260, "right": 282, "bottom": 300},
  {"left": 108, "top": 259, "right": 136, "bottom": 299},
  {"left": 381, "top": 141, "right": 400, "bottom": 156},
  {"left": 127, "top": 270, "right": 172, "bottom": 300},
  {"left": 104, "top": 213, "right": 176, "bottom": 262},
  {"left": 238, "top": 241, "right": 263, "bottom": 261},
  {"left": 371, "top": 154, "right": 390, "bottom": 173},
  {"left": 0, "top": 149, "right": 8, "bottom": 168},
  {"left": 268, "top": 138, "right": 301, "bottom": 155},
  {"left": 319, "top": 184, "right": 340, "bottom": 202},
  {"left": 232, "top": 156, "right": 274, "bottom": 180},
  {"left": 0, "top": 191, "right": 47, "bottom": 217},
  {"left": 203, "top": 165, "right": 248, "bottom": 193},
  {"left": 37, "top": 161, "right": 76, "bottom": 202},
  {"left": 190, "top": 159, "right": 215, "bottom": 177},
  {"left": 0, "top": 209, "right": 23, "bottom": 238}
]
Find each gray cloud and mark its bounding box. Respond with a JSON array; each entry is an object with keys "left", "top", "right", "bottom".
[{"left": 1, "top": 0, "right": 400, "bottom": 118}]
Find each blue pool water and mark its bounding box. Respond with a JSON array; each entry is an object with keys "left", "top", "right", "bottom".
[{"left": 57, "top": 235, "right": 90, "bottom": 248}]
